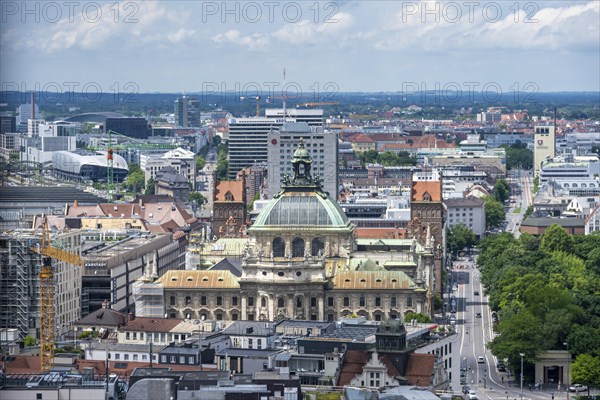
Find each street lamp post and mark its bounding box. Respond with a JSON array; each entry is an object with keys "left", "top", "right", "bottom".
[
  {"left": 520, "top": 353, "right": 525, "bottom": 400},
  {"left": 564, "top": 342, "right": 570, "bottom": 400}
]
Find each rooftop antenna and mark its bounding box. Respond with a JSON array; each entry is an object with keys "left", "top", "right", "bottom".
[{"left": 282, "top": 68, "right": 287, "bottom": 118}]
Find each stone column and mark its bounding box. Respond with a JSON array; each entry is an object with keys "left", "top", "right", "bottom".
[
  {"left": 241, "top": 296, "right": 247, "bottom": 320},
  {"left": 318, "top": 296, "right": 324, "bottom": 320},
  {"left": 287, "top": 296, "right": 294, "bottom": 319}
]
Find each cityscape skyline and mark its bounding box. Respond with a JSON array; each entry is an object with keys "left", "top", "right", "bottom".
[{"left": 1, "top": 1, "right": 599, "bottom": 94}]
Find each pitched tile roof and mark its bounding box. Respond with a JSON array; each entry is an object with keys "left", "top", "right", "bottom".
[
  {"left": 157, "top": 270, "right": 240, "bottom": 289},
  {"left": 332, "top": 270, "right": 415, "bottom": 290},
  {"left": 215, "top": 180, "right": 244, "bottom": 202},
  {"left": 337, "top": 350, "right": 369, "bottom": 386},
  {"left": 405, "top": 353, "right": 435, "bottom": 386},
  {"left": 411, "top": 180, "right": 442, "bottom": 202},
  {"left": 120, "top": 317, "right": 183, "bottom": 333},
  {"left": 74, "top": 307, "right": 127, "bottom": 328}
]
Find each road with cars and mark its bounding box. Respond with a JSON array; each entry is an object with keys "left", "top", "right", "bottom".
[{"left": 452, "top": 255, "right": 597, "bottom": 400}]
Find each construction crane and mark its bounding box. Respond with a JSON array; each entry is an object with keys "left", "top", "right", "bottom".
[
  {"left": 240, "top": 96, "right": 261, "bottom": 117},
  {"left": 32, "top": 215, "right": 84, "bottom": 371},
  {"left": 296, "top": 101, "right": 339, "bottom": 108}
]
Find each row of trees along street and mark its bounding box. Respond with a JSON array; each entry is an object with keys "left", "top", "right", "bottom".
[{"left": 477, "top": 227, "right": 600, "bottom": 388}]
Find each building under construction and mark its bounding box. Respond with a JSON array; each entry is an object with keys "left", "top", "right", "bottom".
[
  {"left": 0, "top": 231, "right": 42, "bottom": 340},
  {"left": 0, "top": 228, "right": 83, "bottom": 342}
]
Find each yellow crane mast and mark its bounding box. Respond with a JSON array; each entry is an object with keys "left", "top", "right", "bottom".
[{"left": 32, "top": 215, "right": 83, "bottom": 371}]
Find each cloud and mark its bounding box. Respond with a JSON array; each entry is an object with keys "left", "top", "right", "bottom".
[
  {"left": 1, "top": 1, "right": 197, "bottom": 53},
  {"left": 273, "top": 12, "right": 355, "bottom": 46},
  {"left": 212, "top": 30, "right": 270, "bottom": 50},
  {"left": 371, "top": 0, "right": 599, "bottom": 52}
]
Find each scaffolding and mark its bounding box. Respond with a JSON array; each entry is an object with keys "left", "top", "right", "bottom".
[
  {"left": 0, "top": 234, "right": 41, "bottom": 340},
  {"left": 132, "top": 280, "right": 164, "bottom": 318}
]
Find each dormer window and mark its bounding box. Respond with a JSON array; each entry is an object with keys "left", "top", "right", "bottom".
[
  {"left": 422, "top": 192, "right": 432, "bottom": 201},
  {"left": 225, "top": 191, "right": 234, "bottom": 201}
]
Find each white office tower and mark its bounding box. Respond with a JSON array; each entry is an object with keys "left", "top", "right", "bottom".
[
  {"left": 265, "top": 108, "right": 324, "bottom": 127},
  {"left": 227, "top": 109, "right": 324, "bottom": 179},
  {"left": 267, "top": 122, "right": 338, "bottom": 198},
  {"left": 534, "top": 125, "right": 556, "bottom": 176}
]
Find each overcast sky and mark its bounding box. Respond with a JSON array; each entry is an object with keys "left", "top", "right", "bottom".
[{"left": 1, "top": 0, "right": 599, "bottom": 96}]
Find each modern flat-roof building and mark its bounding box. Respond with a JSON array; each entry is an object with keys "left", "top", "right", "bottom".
[
  {"left": 227, "top": 109, "right": 324, "bottom": 179},
  {"left": 267, "top": 122, "right": 338, "bottom": 197},
  {"left": 174, "top": 96, "right": 200, "bottom": 128},
  {"left": 443, "top": 197, "right": 486, "bottom": 238}
]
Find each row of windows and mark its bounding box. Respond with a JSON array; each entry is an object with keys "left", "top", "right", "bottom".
[
  {"left": 111, "top": 353, "right": 155, "bottom": 362},
  {"left": 170, "top": 295, "right": 412, "bottom": 311}
]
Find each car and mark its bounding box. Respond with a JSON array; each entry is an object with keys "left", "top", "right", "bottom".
[
  {"left": 462, "top": 386, "right": 471, "bottom": 395},
  {"left": 475, "top": 312, "right": 482, "bottom": 318},
  {"left": 474, "top": 291, "right": 479, "bottom": 296},
  {"left": 497, "top": 361, "right": 506, "bottom": 372},
  {"left": 468, "top": 390, "right": 478, "bottom": 400},
  {"left": 569, "top": 384, "right": 588, "bottom": 392},
  {"left": 477, "top": 356, "right": 485, "bottom": 363}
]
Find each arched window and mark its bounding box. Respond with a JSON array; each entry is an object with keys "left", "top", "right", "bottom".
[
  {"left": 292, "top": 237, "right": 305, "bottom": 257},
  {"left": 278, "top": 298, "right": 285, "bottom": 308},
  {"left": 261, "top": 297, "right": 267, "bottom": 308},
  {"left": 273, "top": 237, "right": 285, "bottom": 257},
  {"left": 311, "top": 237, "right": 324, "bottom": 256},
  {"left": 296, "top": 297, "right": 303, "bottom": 308}
]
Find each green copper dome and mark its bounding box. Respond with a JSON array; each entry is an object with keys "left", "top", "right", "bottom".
[{"left": 252, "top": 191, "right": 349, "bottom": 228}]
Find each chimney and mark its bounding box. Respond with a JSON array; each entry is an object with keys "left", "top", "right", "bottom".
[
  {"left": 128, "top": 312, "right": 135, "bottom": 322},
  {"left": 73, "top": 200, "right": 78, "bottom": 207},
  {"left": 139, "top": 198, "right": 143, "bottom": 207}
]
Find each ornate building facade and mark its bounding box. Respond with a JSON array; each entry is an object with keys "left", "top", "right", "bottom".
[
  {"left": 410, "top": 169, "right": 444, "bottom": 292},
  {"left": 141, "top": 141, "right": 435, "bottom": 322}
]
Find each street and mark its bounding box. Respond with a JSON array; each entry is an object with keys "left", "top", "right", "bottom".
[{"left": 452, "top": 257, "right": 598, "bottom": 400}]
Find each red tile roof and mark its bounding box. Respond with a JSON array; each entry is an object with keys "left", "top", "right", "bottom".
[
  {"left": 337, "top": 350, "right": 369, "bottom": 386},
  {"left": 405, "top": 353, "right": 435, "bottom": 386},
  {"left": 347, "top": 133, "right": 375, "bottom": 143},
  {"left": 120, "top": 317, "right": 183, "bottom": 333},
  {"left": 215, "top": 180, "right": 245, "bottom": 202}
]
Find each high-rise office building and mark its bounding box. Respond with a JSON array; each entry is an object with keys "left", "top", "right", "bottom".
[
  {"left": 227, "top": 108, "right": 324, "bottom": 179},
  {"left": 534, "top": 125, "right": 556, "bottom": 176},
  {"left": 267, "top": 122, "right": 338, "bottom": 197},
  {"left": 174, "top": 96, "right": 200, "bottom": 128},
  {"left": 265, "top": 108, "right": 324, "bottom": 126}
]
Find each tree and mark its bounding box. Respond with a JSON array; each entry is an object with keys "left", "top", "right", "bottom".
[
  {"left": 571, "top": 354, "right": 600, "bottom": 388},
  {"left": 447, "top": 224, "right": 477, "bottom": 255},
  {"left": 533, "top": 175, "right": 539, "bottom": 194},
  {"left": 540, "top": 224, "right": 574, "bottom": 254},
  {"left": 188, "top": 191, "right": 207, "bottom": 205},
  {"left": 404, "top": 311, "right": 431, "bottom": 323},
  {"left": 195, "top": 156, "right": 206, "bottom": 170},
  {"left": 24, "top": 335, "right": 36, "bottom": 347},
  {"left": 484, "top": 196, "right": 506, "bottom": 228},
  {"left": 502, "top": 143, "right": 533, "bottom": 170},
  {"left": 9, "top": 152, "right": 20, "bottom": 162},
  {"left": 145, "top": 177, "right": 155, "bottom": 195},
  {"left": 523, "top": 205, "right": 534, "bottom": 219},
  {"left": 494, "top": 179, "right": 510, "bottom": 203}
]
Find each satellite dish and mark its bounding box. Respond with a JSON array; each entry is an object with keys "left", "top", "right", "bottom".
[
  {"left": 186, "top": 313, "right": 191, "bottom": 319},
  {"left": 200, "top": 315, "right": 206, "bottom": 321}
]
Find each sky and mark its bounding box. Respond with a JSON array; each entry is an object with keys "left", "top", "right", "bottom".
[{"left": 1, "top": 0, "right": 599, "bottom": 96}]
